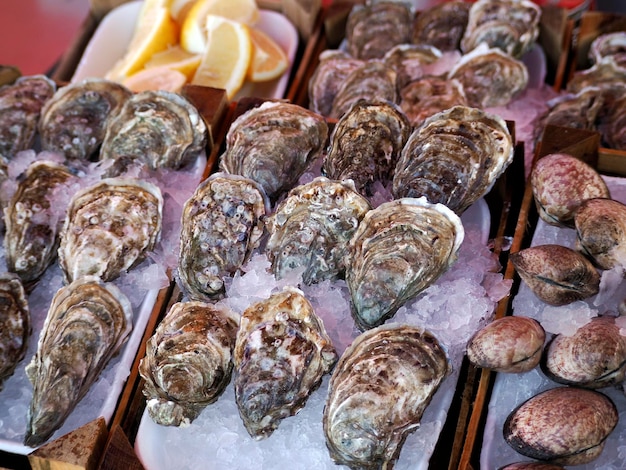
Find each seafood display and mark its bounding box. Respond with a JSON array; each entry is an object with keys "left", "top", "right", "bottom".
[
  {"left": 24, "top": 276, "right": 133, "bottom": 447},
  {"left": 139, "top": 301, "right": 239, "bottom": 427},
  {"left": 323, "top": 323, "right": 449, "bottom": 469},
  {"left": 0, "top": 273, "right": 30, "bottom": 389}
]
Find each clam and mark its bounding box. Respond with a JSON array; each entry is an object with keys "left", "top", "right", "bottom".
[
  {"left": 510, "top": 244, "right": 600, "bottom": 306},
  {"left": 530, "top": 153, "right": 610, "bottom": 227},
  {"left": 0, "top": 273, "right": 30, "bottom": 390},
  {"left": 412, "top": 1, "right": 471, "bottom": 52},
  {"left": 466, "top": 316, "right": 545, "bottom": 373},
  {"left": 503, "top": 387, "right": 618, "bottom": 466},
  {"left": 323, "top": 323, "right": 449, "bottom": 469}
]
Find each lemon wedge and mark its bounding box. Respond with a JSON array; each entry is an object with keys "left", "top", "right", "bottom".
[
  {"left": 248, "top": 27, "right": 289, "bottom": 82},
  {"left": 144, "top": 46, "right": 202, "bottom": 79}
]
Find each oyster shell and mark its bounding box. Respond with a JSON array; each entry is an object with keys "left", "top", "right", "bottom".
[
  {"left": 323, "top": 323, "right": 449, "bottom": 469},
  {"left": 0, "top": 273, "right": 30, "bottom": 390},
  {"left": 461, "top": 0, "right": 541, "bottom": 58},
  {"left": 324, "top": 100, "right": 411, "bottom": 196},
  {"left": 24, "top": 276, "right": 133, "bottom": 446},
  {"left": 510, "top": 244, "right": 600, "bottom": 306},
  {"left": 99, "top": 90, "right": 207, "bottom": 175},
  {"left": 596, "top": 84, "right": 626, "bottom": 150},
  {"left": 466, "top": 316, "right": 545, "bottom": 373},
  {"left": 448, "top": 43, "right": 528, "bottom": 108},
  {"left": 265, "top": 177, "right": 371, "bottom": 284},
  {"left": 412, "top": 1, "right": 471, "bottom": 51},
  {"left": 393, "top": 105, "right": 514, "bottom": 215},
  {"left": 566, "top": 60, "right": 626, "bottom": 94},
  {"left": 574, "top": 197, "right": 626, "bottom": 271},
  {"left": 178, "top": 172, "right": 269, "bottom": 301},
  {"left": 38, "top": 78, "right": 131, "bottom": 162},
  {"left": 346, "top": 197, "right": 464, "bottom": 330},
  {"left": 4, "top": 160, "right": 77, "bottom": 286},
  {"left": 139, "top": 301, "right": 239, "bottom": 427},
  {"left": 399, "top": 76, "right": 468, "bottom": 127},
  {"left": 589, "top": 31, "right": 626, "bottom": 68},
  {"left": 219, "top": 101, "right": 328, "bottom": 201},
  {"left": 233, "top": 286, "right": 337, "bottom": 439},
  {"left": 499, "top": 464, "right": 565, "bottom": 470},
  {"left": 382, "top": 44, "right": 442, "bottom": 89},
  {"left": 503, "top": 387, "right": 618, "bottom": 466},
  {"left": 537, "top": 87, "right": 605, "bottom": 136},
  {"left": 530, "top": 153, "right": 610, "bottom": 227},
  {"left": 542, "top": 315, "right": 626, "bottom": 389},
  {"left": 58, "top": 178, "right": 163, "bottom": 283}
]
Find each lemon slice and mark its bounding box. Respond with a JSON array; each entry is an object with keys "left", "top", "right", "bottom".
[
  {"left": 180, "top": 0, "right": 259, "bottom": 53},
  {"left": 248, "top": 27, "right": 289, "bottom": 82},
  {"left": 144, "top": 46, "right": 201, "bottom": 79},
  {"left": 123, "top": 67, "right": 187, "bottom": 93},
  {"left": 170, "top": 0, "right": 196, "bottom": 26},
  {"left": 106, "top": 6, "right": 179, "bottom": 81},
  {"left": 190, "top": 15, "right": 252, "bottom": 100}
]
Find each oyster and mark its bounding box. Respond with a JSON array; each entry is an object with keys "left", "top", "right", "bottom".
[
  {"left": 323, "top": 323, "right": 449, "bottom": 469},
  {"left": 537, "top": 87, "right": 605, "bottom": 135},
  {"left": 399, "top": 76, "right": 468, "bottom": 127},
  {"left": 499, "top": 464, "right": 565, "bottom": 470},
  {"left": 24, "top": 276, "right": 133, "bottom": 446},
  {"left": 503, "top": 387, "right": 618, "bottom": 466},
  {"left": 265, "top": 177, "right": 371, "bottom": 284},
  {"left": 574, "top": 197, "right": 626, "bottom": 271},
  {"left": 324, "top": 100, "right": 411, "bottom": 196},
  {"left": 466, "top": 316, "right": 545, "bottom": 373},
  {"left": 139, "top": 301, "right": 239, "bottom": 427},
  {"left": 99, "top": 90, "right": 207, "bottom": 175},
  {"left": 0, "top": 273, "right": 30, "bottom": 389},
  {"left": 344, "top": 1, "right": 413, "bottom": 60},
  {"left": 567, "top": 60, "right": 626, "bottom": 94},
  {"left": 346, "top": 197, "right": 464, "bottom": 330},
  {"left": 596, "top": 85, "right": 626, "bottom": 150},
  {"left": 461, "top": 0, "right": 541, "bottom": 58},
  {"left": 542, "top": 315, "right": 626, "bottom": 389},
  {"left": 4, "top": 160, "right": 77, "bottom": 286},
  {"left": 38, "top": 78, "right": 131, "bottom": 162},
  {"left": 393, "top": 106, "right": 514, "bottom": 215},
  {"left": 530, "top": 153, "right": 610, "bottom": 227},
  {"left": 0, "top": 75, "right": 56, "bottom": 160},
  {"left": 412, "top": 1, "right": 471, "bottom": 51},
  {"left": 382, "top": 44, "right": 442, "bottom": 89},
  {"left": 510, "top": 244, "right": 600, "bottom": 306},
  {"left": 58, "top": 178, "right": 163, "bottom": 283},
  {"left": 589, "top": 32, "right": 626, "bottom": 68},
  {"left": 178, "top": 172, "right": 269, "bottom": 301},
  {"left": 233, "top": 287, "right": 337, "bottom": 439},
  {"left": 219, "top": 101, "right": 328, "bottom": 201},
  {"left": 448, "top": 43, "right": 528, "bottom": 108}
]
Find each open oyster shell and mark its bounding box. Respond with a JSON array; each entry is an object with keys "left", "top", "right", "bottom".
[
  {"left": 219, "top": 101, "right": 328, "bottom": 201},
  {"left": 58, "top": 178, "right": 163, "bottom": 283},
  {"left": 346, "top": 197, "right": 464, "bottom": 330},
  {"left": 24, "top": 276, "right": 132, "bottom": 446},
  {"left": 178, "top": 172, "right": 269, "bottom": 301},
  {"left": 233, "top": 286, "right": 337, "bottom": 440},
  {"left": 0, "top": 273, "right": 30, "bottom": 390},
  {"left": 412, "top": 1, "right": 470, "bottom": 51},
  {"left": 38, "top": 78, "right": 131, "bottom": 162},
  {"left": 265, "top": 177, "right": 371, "bottom": 285},
  {"left": 323, "top": 323, "right": 449, "bottom": 469},
  {"left": 140, "top": 301, "right": 239, "bottom": 427}
]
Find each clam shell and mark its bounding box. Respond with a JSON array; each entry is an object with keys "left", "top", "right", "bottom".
[
  {"left": 0, "top": 273, "right": 30, "bottom": 390},
  {"left": 503, "top": 387, "right": 618, "bottom": 466}
]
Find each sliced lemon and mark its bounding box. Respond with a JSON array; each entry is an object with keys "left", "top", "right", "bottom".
[
  {"left": 247, "top": 27, "right": 289, "bottom": 82},
  {"left": 190, "top": 15, "right": 252, "bottom": 100},
  {"left": 144, "top": 46, "right": 201, "bottom": 79},
  {"left": 106, "top": 6, "right": 179, "bottom": 81},
  {"left": 170, "top": 0, "right": 196, "bottom": 26},
  {"left": 122, "top": 67, "right": 187, "bottom": 93},
  {"left": 180, "top": 0, "right": 259, "bottom": 53}
]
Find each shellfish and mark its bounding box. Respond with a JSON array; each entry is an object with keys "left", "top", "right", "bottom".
[
  {"left": 589, "top": 31, "right": 626, "bottom": 68},
  {"left": 0, "top": 273, "right": 30, "bottom": 389},
  {"left": 412, "top": 1, "right": 470, "bottom": 52},
  {"left": 399, "top": 76, "right": 468, "bottom": 127}
]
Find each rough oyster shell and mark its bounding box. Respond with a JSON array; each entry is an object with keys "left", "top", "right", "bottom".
[
  {"left": 566, "top": 60, "right": 626, "bottom": 94},
  {"left": 58, "top": 178, "right": 163, "bottom": 283},
  {"left": 38, "top": 78, "right": 131, "bottom": 162},
  {"left": 219, "top": 101, "right": 328, "bottom": 201},
  {"left": 596, "top": 84, "right": 626, "bottom": 150},
  {"left": 412, "top": 1, "right": 471, "bottom": 51},
  {"left": 542, "top": 315, "right": 626, "bottom": 389},
  {"left": 503, "top": 387, "right": 618, "bottom": 466},
  {"left": 589, "top": 32, "right": 626, "bottom": 68},
  {"left": 393, "top": 105, "right": 514, "bottom": 215},
  {"left": 574, "top": 197, "right": 626, "bottom": 271},
  {"left": 323, "top": 323, "right": 449, "bottom": 469},
  {"left": 24, "top": 276, "right": 132, "bottom": 446},
  {"left": 346, "top": 197, "right": 464, "bottom": 330},
  {"left": 265, "top": 177, "right": 371, "bottom": 285},
  {"left": 466, "top": 316, "right": 545, "bottom": 373},
  {"left": 324, "top": 100, "right": 411, "bottom": 196},
  {"left": 139, "top": 301, "right": 239, "bottom": 427},
  {"left": 4, "top": 160, "right": 77, "bottom": 286},
  {"left": 0, "top": 75, "right": 56, "bottom": 160},
  {"left": 510, "top": 244, "right": 600, "bottom": 306},
  {"left": 99, "top": 90, "right": 207, "bottom": 175},
  {"left": 178, "top": 172, "right": 269, "bottom": 301},
  {"left": 382, "top": 44, "right": 442, "bottom": 90},
  {"left": 233, "top": 286, "right": 337, "bottom": 439},
  {"left": 399, "top": 76, "right": 468, "bottom": 127},
  {"left": 537, "top": 87, "right": 605, "bottom": 136},
  {"left": 448, "top": 43, "right": 528, "bottom": 108},
  {"left": 0, "top": 273, "right": 30, "bottom": 390},
  {"left": 461, "top": 0, "right": 541, "bottom": 58}
]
